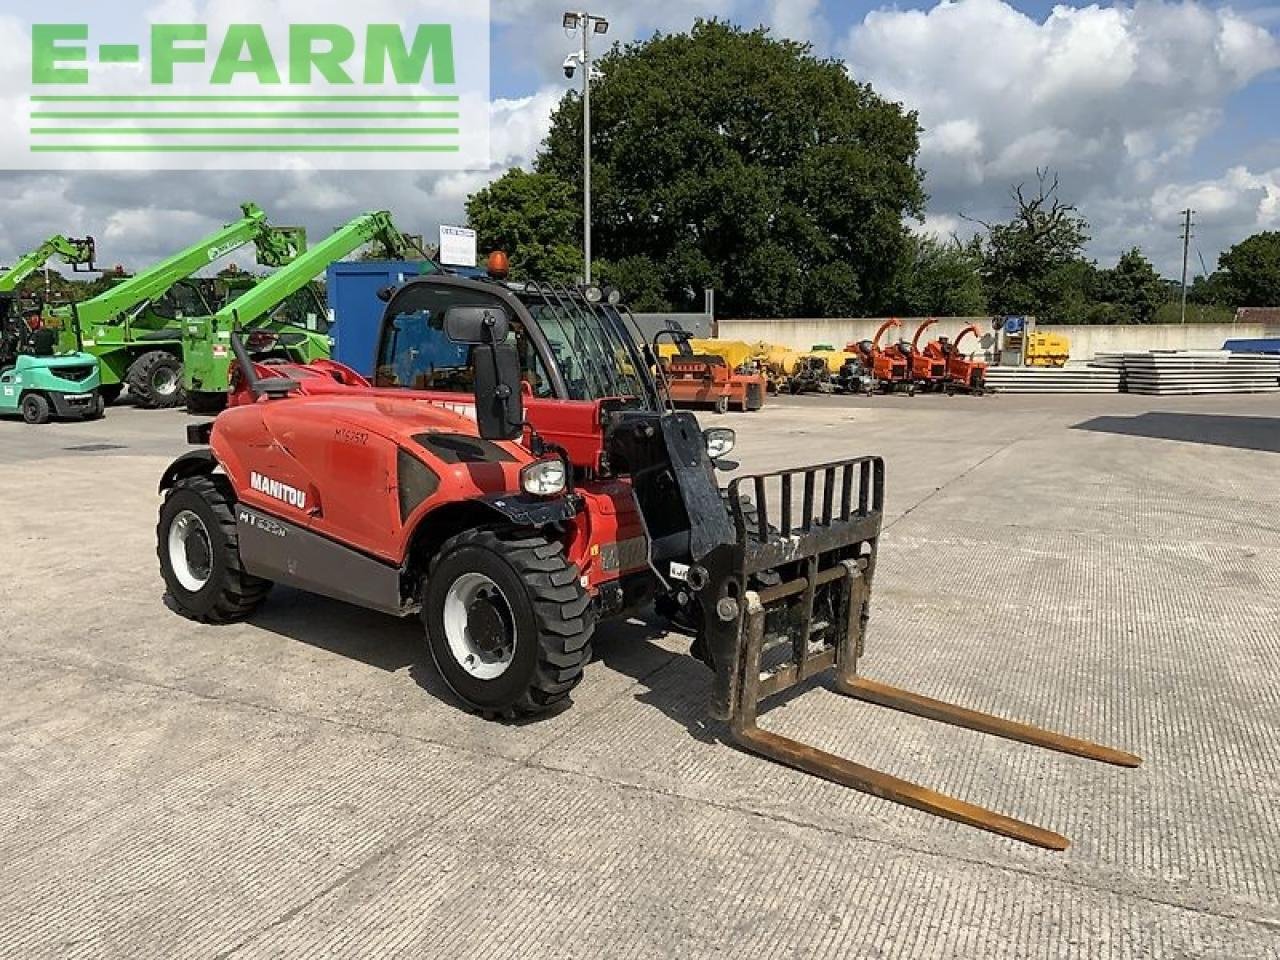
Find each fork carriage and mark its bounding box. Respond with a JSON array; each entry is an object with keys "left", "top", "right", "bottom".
[{"left": 701, "top": 456, "right": 1140, "bottom": 851}]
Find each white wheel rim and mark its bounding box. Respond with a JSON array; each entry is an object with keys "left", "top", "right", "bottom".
[
  {"left": 168, "top": 509, "right": 213, "bottom": 592},
  {"left": 153, "top": 367, "right": 179, "bottom": 396},
  {"left": 442, "top": 572, "right": 516, "bottom": 680}
]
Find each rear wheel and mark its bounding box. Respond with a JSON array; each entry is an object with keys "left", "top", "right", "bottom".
[
  {"left": 84, "top": 394, "right": 106, "bottom": 420},
  {"left": 424, "top": 529, "right": 594, "bottom": 719},
  {"left": 128, "top": 351, "right": 184, "bottom": 410},
  {"left": 157, "top": 474, "right": 272, "bottom": 623},
  {"left": 21, "top": 393, "right": 50, "bottom": 425}
]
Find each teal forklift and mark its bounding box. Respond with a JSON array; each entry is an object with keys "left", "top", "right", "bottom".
[
  {"left": 48, "top": 203, "right": 305, "bottom": 409},
  {"left": 0, "top": 235, "right": 103, "bottom": 424}
]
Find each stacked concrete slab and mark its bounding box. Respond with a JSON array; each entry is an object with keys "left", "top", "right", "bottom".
[
  {"left": 1117, "top": 351, "right": 1280, "bottom": 395},
  {"left": 984, "top": 364, "right": 1122, "bottom": 394}
]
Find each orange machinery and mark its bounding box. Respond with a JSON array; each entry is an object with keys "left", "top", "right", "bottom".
[
  {"left": 908, "top": 320, "right": 949, "bottom": 391},
  {"left": 848, "top": 319, "right": 912, "bottom": 394},
  {"left": 661, "top": 350, "right": 767, "bottom": 414},
  {"left": 928, "top": 324, "right": 989, "bottom": 394}
]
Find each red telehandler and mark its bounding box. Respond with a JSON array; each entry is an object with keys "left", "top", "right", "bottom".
[{"left": 156, "top": 273, "right": 1138, "bottom": 850}]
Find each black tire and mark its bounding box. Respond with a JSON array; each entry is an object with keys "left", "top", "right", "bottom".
[
  {"left": 714, "top": 395, "right": 730, "bottom": 415},
  {"left": 84, "top": 394, "right": 106, "bottom": 421},
  {"left": 21, "top": 393, "right": 51, "bottom": 425},
  {"left": 424, "top": 529, "right": 594, "bottom": 719},
  {"left": 99, "top": 384, "right": 124, "bottom": 406},
  {"left": 187, "top": 390, "right": 229, "bottom": 417},
  {"left": 157, "top": 473, "right": 272, "bottom": 624},
  {"left": 128, "top": 351, "right": 185, "bottom": 410}
]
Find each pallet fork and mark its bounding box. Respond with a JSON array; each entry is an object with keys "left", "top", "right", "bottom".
[{"left": 703, "top": 458, "right": 1140, "bottom": 850}]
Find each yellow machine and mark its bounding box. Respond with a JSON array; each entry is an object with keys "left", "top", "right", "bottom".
[{"left": 1024, "top": 332, "right": 1071, "bottom": 367}]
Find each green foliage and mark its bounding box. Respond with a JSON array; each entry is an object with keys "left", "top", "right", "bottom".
[
  {"left": 894, "top": 235, "right": 987, "bottom": 316},
  {"left": 476, "top": 19, "right": 924, "bottom": 315},
  {"left": 973, "top": 170, "right": 1092, "bottom": 322},
  {"left": 1216, "top": 231, "right": 1280, "bottom": 307},
  {"left": 1093, "top": 248, "right": 1167, "bottom": 324},
  {"left": 466, "top": 168, "right": 584, "bottom": 283}
]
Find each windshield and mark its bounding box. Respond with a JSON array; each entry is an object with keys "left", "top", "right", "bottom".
[{"left": 523, "top": 296, "right": 658, "bottom": 407}]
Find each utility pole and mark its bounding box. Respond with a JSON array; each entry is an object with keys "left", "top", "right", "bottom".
[
  {"left": 562, "top": 12, "right": 610, "bottom": 286},
  {"left": 1179, "top": 209, "right": 1194, "bottom": 325}
]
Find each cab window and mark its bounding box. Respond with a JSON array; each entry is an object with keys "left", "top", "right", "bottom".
[{"left": 375, "top": 287, "right": 554, "bottom": 397}]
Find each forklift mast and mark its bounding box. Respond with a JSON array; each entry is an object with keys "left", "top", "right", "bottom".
[{"left": 0, "top": 236, "right": 96, "bottom": 294}]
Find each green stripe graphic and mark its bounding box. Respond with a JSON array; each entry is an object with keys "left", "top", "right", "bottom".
[
  {"left": 31, "top": 95, "right": 460, "bottom": 103},
  {"left": 30, "top": 144, "right": 463, "bottom": 153},
  {"left": 32, "top": 128, "right": 461, "bottom": 136},
  {"left": 32, "top": 111, "right": 459, "bottom": 120}
]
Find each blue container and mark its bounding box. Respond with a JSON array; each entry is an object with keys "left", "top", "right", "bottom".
[
  {"left": 1224, "top": 339, "right": 1280, "bottom": 355},
  {"left": 328, "top": 260, "right": 434, "bottom": 376}
]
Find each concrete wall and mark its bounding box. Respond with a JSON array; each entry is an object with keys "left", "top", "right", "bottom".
[{"left": 716, "top": 317, "right": 1280, "bottom": 361}]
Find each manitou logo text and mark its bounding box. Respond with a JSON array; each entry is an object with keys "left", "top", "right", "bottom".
[{"left": 250, "top": 472, "right": 307, "bottom": 510}]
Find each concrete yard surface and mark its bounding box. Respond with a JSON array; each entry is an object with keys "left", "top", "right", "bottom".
[{"left": 1, "top": 392, "right": 1278, "bottom": 958}]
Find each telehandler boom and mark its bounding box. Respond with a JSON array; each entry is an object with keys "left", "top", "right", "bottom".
[
  {"left": 0, "top": 235, "right": 96, "bottom": 293},
  {"left": 182, "top": 211, "right": 425, "bottom": 414}
]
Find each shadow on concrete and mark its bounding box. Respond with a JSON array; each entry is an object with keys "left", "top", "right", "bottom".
[{"left": 1072, "top": 412, "right": 1280, "bottom": 453}]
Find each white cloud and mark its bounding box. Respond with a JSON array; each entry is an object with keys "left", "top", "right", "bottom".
[
  {"left": 0, "top": 87, "right": 560, "bottom": 270},
  {"left": 844, "top": 0, "right": 1280, "bottom": 272}
]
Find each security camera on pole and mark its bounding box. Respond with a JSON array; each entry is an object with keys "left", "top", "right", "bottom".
[{"left": 562, "top": 11, "right": 609, "bottom": 285}]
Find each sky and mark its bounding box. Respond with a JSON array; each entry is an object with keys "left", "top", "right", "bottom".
[{"left": 1, "top": 0, "right": 1278, "bottom": 286}]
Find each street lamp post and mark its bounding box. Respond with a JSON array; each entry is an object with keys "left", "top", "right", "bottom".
[{"left": 563, "top": 11, "right": 609, "bottom": 285}]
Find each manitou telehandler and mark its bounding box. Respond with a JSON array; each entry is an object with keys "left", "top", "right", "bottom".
[
  {"left": 48, "top": 203, "right": 305, "bottom": 409},
  {"left": 181, "top": 211, "right": 422, "bottom": 415},
  {"left": 156, "top": 273, "right": 1140, "bottom": 850},
  {"left": 0, "top": 234, "right": 97, "bottom": 294},
  {"left": 849, "top": 319, "right": 913, "bottom": 394}
]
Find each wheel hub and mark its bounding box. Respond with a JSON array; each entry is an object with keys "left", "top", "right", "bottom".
[
  {"left": 442, "top": 572, "right": 516, "bottom": 680},
  {"left": 153, "top": 367, "right": 178, "bottom": 396},
  {"left": 168, "top": 510, "right": 213, "bottom": 592}
]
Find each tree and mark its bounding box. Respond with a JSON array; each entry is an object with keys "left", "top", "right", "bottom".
[
  {"left": 1216, "top": 231, "right": 1280, "bottom": 307},
  {"left": 970, "top": 170, "right": 1092, "bottom": 322},
  {"left": 1094, "top": 248, "right": 1167, "bottom": 324},
  {"left": 893, "top": 235, "right": 987, "bottom": 316},
  {"left": 466, "top": 168, "right": 583, "bottom": 283},
  {"left": 480, "top": 20, "right": 924, "bottom": 316}
]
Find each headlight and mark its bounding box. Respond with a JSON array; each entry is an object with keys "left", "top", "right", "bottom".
[
  {"left": 704, "top": 428, "right": 736, "bottom": 460},
  {"left": 521, "top": 459, "right": 567, "bottom": 497}
]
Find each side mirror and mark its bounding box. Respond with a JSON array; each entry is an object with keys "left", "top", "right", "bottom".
[
  {"left": 473, "top": 341, "right": 524, "bottom": 442},
  {"left": 443, "top": 305, "right": 510, "bottom": 345}
]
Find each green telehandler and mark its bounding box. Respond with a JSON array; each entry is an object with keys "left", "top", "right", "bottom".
[
  {"left": 0, "top": 236, "right": 103, "bottom": 424},
  {"left": 182, "top": 211, "right": 426, "bottom": 414},
  {"left": 48, "top": 203, "right": 305, "bottom": 409}
]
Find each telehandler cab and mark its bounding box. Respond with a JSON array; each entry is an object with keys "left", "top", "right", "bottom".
[{"left": 157, "top": 273, "right": 1139, "bottom": 850}]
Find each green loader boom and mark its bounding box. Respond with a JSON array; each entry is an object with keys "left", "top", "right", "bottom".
[
  {"left": 183, "top": 211, "right": 429, "bottom": 412},
  {"left": 48, "top": 203, "right": 306, "bottom": 409},
  {"left": 0, "top": 235, "right": 96, "bottom": 294}
]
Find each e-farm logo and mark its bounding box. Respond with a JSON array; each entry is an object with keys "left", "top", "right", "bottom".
[{"left": 10, "top": 1, "right": 490, "bottom": 172}]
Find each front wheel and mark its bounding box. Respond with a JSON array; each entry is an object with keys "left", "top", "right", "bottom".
[
  {"left": 157, "top": 474, "right": 272, "bottom": 623},
  {"left": 21, "top": 394, "right": 51, "bottom": 425},
  {"left": 424, "top": 530, "right": 594, "bottom": 719},
  {"left": 128, "top": 351, "right": 185, "bottom": 410}
]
